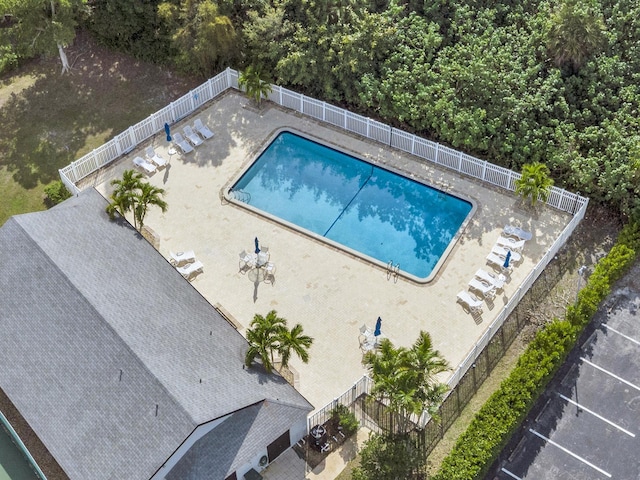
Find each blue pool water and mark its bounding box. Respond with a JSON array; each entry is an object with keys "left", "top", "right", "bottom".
[{"left": 231, "top": 131, "right": 472, "bottom": 279}]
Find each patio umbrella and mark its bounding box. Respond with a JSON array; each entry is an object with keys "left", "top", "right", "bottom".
[
  {"left": 164, "top": 122, "right": 172, "bottom": 142},
  {"left": 503, "top": 250, "right": 511, "bottom": 269},
  {"left": 254, "top": 237, "right": 260, "bottom": 254},
  {"left": 374, "top": 316, "right": 382, "bottom": 336}
]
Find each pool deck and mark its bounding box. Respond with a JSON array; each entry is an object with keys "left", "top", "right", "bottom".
[{"left": 86, "top": 90, "right": 572, "bottom": 416}]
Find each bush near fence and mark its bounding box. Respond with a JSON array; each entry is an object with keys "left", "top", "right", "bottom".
[{"left": 432, "top": 222, "right": 640, "bottom": 480}]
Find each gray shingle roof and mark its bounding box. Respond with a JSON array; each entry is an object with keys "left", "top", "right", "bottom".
[
  {"left": 0, "top": 189, "right": 312, "bottom": 480},
  {"left": 166, "top": 400, "right": 308, "bottom": 480}
]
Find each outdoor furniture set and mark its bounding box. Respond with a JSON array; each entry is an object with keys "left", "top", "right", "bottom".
[{"left": 169, "top": 250, "right": 204, "bottom": 280}]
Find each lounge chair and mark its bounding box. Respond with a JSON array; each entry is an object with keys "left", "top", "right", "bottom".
[
  {"left": 496, "top": 236, "right": 525, "bottom": 252},
  {"left": 169, "top": 250, "right": 196, "bottom": 266},
  {"left": 183, "top": 126, "right": 203, "bottom": 146},
  {"left": 486, "top": 252, "right": 513, "bottom": 273},
  {"left": 133, "top": 156, "right": 156, "bottom": 174},
  {"left": 503, "top": 224, "right": 532, "bottom": 241},
  {"left": 173, "top": 133, "right": 194, "bottom": 154},
  {"left": 491, "top": 245, "right": 522, "bottom": 263},
  {"left": 457, "top": 290, "right": 483, "bottom": 313},
  {"left": 145, "top": 146, "right": 167, "bottom": 168},
  {"left": 468, "top": 278, "right": 496, "bottom": 300},
  {"left": 177, "top": 260, "right": 204, "bottom": 279},
  {"left": 475, "top": 268, "right": 506, "bottom": 290},
  {"left": 194, "top": 118, "right": 214, "bottom": 139}
]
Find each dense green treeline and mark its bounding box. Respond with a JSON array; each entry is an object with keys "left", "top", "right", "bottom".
[{"left": 1, "top": 0, "right": 638, "bottom": 217}]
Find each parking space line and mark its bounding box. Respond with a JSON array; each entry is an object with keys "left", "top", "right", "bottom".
[
  {"left": 529, "top": 428, "right": 612, "bottom": 478},
  {"left": 501, "top": 467, "right": 522, "bottom": 479},
  {"left": 581, "top": 357, "right": 640, "bottom": 391},
  {"left": 602, "top": 324, "right": 640, "bottom": 346},
  {"left": 557, "top": 392, "right": 636, "bottom": 437}
]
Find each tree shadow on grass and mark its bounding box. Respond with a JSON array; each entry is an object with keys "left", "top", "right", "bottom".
[{"left": 0, "top": 30, "right": 200, "bottom": 191}]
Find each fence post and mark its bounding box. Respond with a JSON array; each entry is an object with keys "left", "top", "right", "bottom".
[{"left": 128, "top": 126, "right": 137, "bottom": 147}]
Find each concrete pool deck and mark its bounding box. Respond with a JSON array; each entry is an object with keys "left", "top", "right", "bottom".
[{"left": 85, "top": 90, "right": 573, "bottom": 414}]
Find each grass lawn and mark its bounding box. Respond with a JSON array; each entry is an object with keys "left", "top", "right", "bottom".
[{"left": 0, "top": 30, "right": 200, "bottom": 226}]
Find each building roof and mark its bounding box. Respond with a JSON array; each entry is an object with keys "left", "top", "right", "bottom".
[{"left": 0, "top": 189, "right": 312, "bottom": 480}]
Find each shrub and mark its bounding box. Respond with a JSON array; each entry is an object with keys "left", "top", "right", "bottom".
[
  {"left": 332, "top": 404, "right": 359, "bottom": 435},
  {"left": 44, "top": 180, "right": 72, "bottom": 206}
]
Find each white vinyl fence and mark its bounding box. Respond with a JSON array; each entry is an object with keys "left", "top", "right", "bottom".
[{"left": 59, "top": 67, "right": 589, "bottom": 433}]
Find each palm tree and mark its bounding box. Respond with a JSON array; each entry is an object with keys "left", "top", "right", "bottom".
[
  {"left": 515, "top": 162, "right": 554, "bottom": 207},
  {"left": 364, "top": 331, "right": 449, "bottom": 434},
  {"left": 545, "top": 0, "right": 606, "bottom": 72},
  {"left": 278, "top": 323, "right": 313, "bottom": 368},
  {"left": 238, "top": 66, "right": 273, "bottom": 107},
  {"left": 134, "top": 182, "right": 168, "bottom": 230},
  {"left": 244, "top": 310, "right": 287, "bottom": 373},
  {"left": 106, "top": 169, "right": 143, "bottom": 220}
]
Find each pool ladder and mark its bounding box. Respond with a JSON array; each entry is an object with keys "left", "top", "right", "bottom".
[
  {"left": 229, "top": 189, "right": 251, "bottom": 203},
  {"left": 386, "top": 261, "right": 400, "bottom": 283}
]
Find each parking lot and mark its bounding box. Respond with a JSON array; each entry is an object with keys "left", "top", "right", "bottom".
[{"left": 490, "top": 261, "right": 640, "bottom": 479}]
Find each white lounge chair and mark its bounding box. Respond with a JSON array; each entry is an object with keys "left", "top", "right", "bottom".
[
  {"left": 486, "top": 252, "right": 513, "bottom": 273},
  {"left": 468, "top": 278, "right": 496, "bottom": 300},
  {"left": 169, "top": 250, "right": 196, "bottom": 266},
  {"left": 496, "top": 236, "right": 525, "bottom": 252},
  {"left": 475, "top": 269, "right": 506, "bottom": 290},
  {"left": 491, "top": 245, "right": 522, "bottom": 263},
  {"left": 503, "top": 225, "right": 532, "bottom": 241},
  {"left": 183, "top": 126, "right": 203, "bottom": 146},
  {"left": 133, "top": 156, "right": 156, "bottom": 174},
  {"left": 177, "top": 260, "right": 204, "bottom": 279},
  {"left": 457, "top": 290, "right": 483, "bottom": 313},
  {"left": 173, "top": 133, "right": 194, "bottom": 154},
  {"left": 194, "top": 118, "right": 214, "bottom": 139},
  {"left": 145, "top": 146, "right": 167, "bottom": 168}
]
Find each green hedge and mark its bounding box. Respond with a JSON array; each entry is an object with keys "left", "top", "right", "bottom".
[{"left": 432, "top": 222, "right": 640, "bottom": 480}]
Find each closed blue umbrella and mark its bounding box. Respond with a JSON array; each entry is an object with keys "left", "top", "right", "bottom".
[
  {"left": 254, "top": 237, "right": 260, "bottom": 254},
  {"left": 503, "top": 250, "right": 511, "bottom": 269},
  {"left": 164, "top": 122, "right": 172, "bottom": 142},
  {"left": 374, "top": 316, "right": 382, "bottom": 336}
]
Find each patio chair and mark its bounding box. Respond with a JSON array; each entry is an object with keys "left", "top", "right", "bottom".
[
  {"left": 177, "top": 260, "right": 204, "bottom": 280},
  {"left": 173, "top": 133, "right": 194, "bottom": 154},
  {"left": 239, "top": 250, "right": 254, "bottom": 273},
  {"left": 496, "top": 235, "right": 525, "bottom": 252},
  {"left": 457, "top": 290, "right": 483, "bottom": 314},
  {"left": 468, "top": 278, "right": 496, "bottom": 300},
  {"left": 145, "top": 146, "right": 167, "bottom": 168},
  {"left": 475, "top": 268, "right": 506, "bottom": 290},
  {"left": 503, "top": 224, "right": 532, "bottom": 241},
  {"left": 257, "top": 251, "right": 270, "bottom": 267},
  {"left": 491, "top": 245, "right": 522, "bottom": 263},
  {"left": 264, "top": 262, "right": 276, "bottom": 284},
  {"left": 486, "top": 252, "right": 514, "bottom": 273},
  {"left": 183, "top": 126, "right": 203, "bottom": 146},
  {"left": 169, "top": 250, "right": 196, "bottom": 266},
  {"left": 194, "top": 118, "right": 214, "bottom": 139},
  {"left": 132, "top": 156, "right": 156, "bottom": 175}
]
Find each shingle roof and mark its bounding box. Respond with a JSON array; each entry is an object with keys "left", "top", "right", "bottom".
[{"left": 0, "top": 189, "right": 312, "bottom": 480}]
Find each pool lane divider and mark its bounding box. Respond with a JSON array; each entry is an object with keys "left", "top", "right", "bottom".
[{"left": 323, "top": 165, "right": 375, "bottom": 238}]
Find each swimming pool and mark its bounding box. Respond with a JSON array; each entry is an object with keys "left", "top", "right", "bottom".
[
  {"left": 228, "top": 131, "right": 473, "bottom": 281},
  {"left": 0, "top": 426, "right": 39, "bottom": 480}
]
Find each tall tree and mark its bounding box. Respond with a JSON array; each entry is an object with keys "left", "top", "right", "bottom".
[
  {"left": 105, "top": 169, "right": 167, "bottom": 231},
  {"left": 515, "top": 162, "right": 554, "bottom": 206},
  {"left": 545, "top": 0, "right": 607, "bottom": 72},
  {"left": 364, "top": 331, "right": 448, "bottom": 434},
  {"left": 244, "top": 310, "right": 314, "bottom": 373},
  {"left": 277, "top": 322, "right": 313, "bottom": 368},
  {"left": 0, "top": 0, "right": 87, "bottom": 74},
  {"left": 244, "top": 310, "right": 287, "bottom": 373}
]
